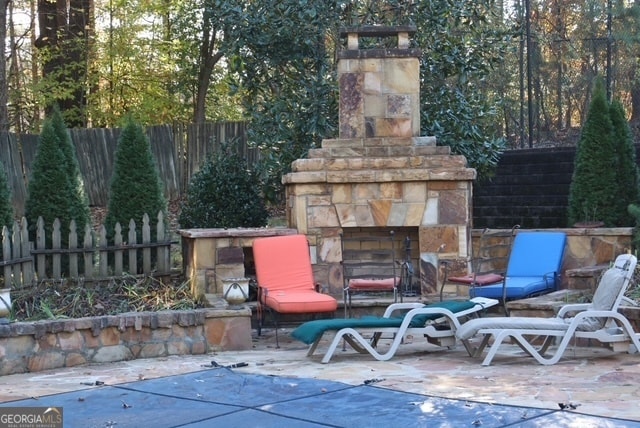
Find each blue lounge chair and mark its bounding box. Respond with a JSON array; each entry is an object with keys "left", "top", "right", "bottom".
[{"left": 469, "top": 231, "right": 567, "bottom": 313}]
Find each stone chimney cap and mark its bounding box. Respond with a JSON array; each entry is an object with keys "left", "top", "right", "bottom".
[{"left": 339, "top": 25, "right": 417, "bottom": 38}]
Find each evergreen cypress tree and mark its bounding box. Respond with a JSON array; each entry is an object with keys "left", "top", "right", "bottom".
[
  {"left": 50, "top": 105, "right": 91, "bottom": 234},
  {"left": 610, "top": 99, "right": 640, "bottom": 226},
  {"left": 24, "top": 119, "right": 77, "bottom": 245},
  {"left": 105, "top": 116, "right": 167, "bottom": 245},
  {"left": 567, "top": 77, "right": 618, "bottom": 226},
  {"left": 0, "top": 161, "right": 13, "bottom": 230}
]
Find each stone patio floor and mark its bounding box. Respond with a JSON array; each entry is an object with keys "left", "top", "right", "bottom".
[{"left": 1, "top": 325, "right": 640, "bottom": 426}]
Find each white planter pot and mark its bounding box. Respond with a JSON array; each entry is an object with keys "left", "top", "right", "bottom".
[
  {"left": 222, "top": 278, "right": 250, "bottom": 305},
  {"left": 0, "top": 288, "right": 11, "bottom": 317}
]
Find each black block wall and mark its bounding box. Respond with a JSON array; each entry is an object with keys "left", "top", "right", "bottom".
[
  {"left": 472, "top": 147, "right": 577, "bottom": 229},
  {"left": 473, "top": 144, "right": 640, "bottom": 228}
]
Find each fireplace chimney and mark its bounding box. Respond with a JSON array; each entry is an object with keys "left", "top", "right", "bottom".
[{"left": 283, "top": 25, "right": 476, "bottom": 298}]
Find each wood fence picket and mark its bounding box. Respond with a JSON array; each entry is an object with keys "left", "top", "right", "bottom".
[{"left": 1, "top": 211, "right": 172, "bottom": 288}]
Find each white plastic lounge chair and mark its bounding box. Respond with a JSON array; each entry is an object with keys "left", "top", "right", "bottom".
[
  {"left": 291, "top": 296, "right": 498, "bottom": 363},
  {"left": 456, "top": 253, "right": 640, "bottom": 365}
]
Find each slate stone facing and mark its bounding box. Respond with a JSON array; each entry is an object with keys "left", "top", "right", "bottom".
[
  {"left": 284, "top": 26, "right": 476, "bottom": 296},
  {"left": 0, "top": 308, "right": 251, "bottom": 376}
]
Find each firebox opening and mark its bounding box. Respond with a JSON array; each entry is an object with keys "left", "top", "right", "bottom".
[{"left": 341, "top": 227, "right": 421, "bottom": 297}]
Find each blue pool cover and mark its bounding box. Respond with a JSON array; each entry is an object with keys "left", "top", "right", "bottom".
[{"left": 1, "top": 368, "right": 638, "bottom": 427}]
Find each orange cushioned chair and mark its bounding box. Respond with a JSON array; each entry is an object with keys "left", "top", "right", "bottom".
[{"left": 253, "top": 234, "right": 338, "bottom": 347}]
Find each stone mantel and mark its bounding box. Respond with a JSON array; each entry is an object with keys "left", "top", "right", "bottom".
[{"left": 178, "top": 227, "right": 298, "bottom": 239}]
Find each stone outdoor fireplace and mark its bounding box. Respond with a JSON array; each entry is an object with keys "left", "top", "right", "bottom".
[{"left": 283, "top": 25, "right": 476, "bottom": 297}]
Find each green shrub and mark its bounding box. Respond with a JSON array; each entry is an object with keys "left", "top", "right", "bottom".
[
  {"left": 50, "top": 105, "right": 91, "bottom": 235},
  {"left": 567, "top": 77, "right": 617, "bottom": 226},
  {"left": 610, "top": 99, "right": 639, "bottom": 226},
  {"left": 105, "top": 116, "right": 167, "bottom": 244},
  {"left": 179, "top": 144, "right": 269, "bottom": 228},
  {"left": 24, "top": 119, "right": 77, "bottom": 245},
  {"left": 0, "top": 160, "right": 13, "bottom": 230}
]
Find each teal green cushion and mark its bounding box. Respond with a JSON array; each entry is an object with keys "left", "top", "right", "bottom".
[
  {"left": 290, "top": 300, "right": 477, "bottom": 345},
  {"left": 291, "top": 317, "right": 404, "bottom": 345},
  {"left": 409, "top": 300, "right": 476, "bottom": 327}
]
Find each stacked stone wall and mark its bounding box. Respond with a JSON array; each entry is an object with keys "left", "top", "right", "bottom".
[{"left": 0, "top": 308, "right": 251, "bottom": 375}]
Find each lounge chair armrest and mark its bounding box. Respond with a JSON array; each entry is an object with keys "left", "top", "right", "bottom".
[
  {"left": 382, "top": 302, "right": 425, "bottom": 318},
  {"left": 621, "top": 296, "right": 640, "bottom": 307},
  {"left": 570, "top": 309, "right": 619, "bottom": 321},
  {"left": 557, "top": 303, "right": 590, "bottom": 317},
  {"left": 404, "top": 306, "right": 461, "bottom": 328}
]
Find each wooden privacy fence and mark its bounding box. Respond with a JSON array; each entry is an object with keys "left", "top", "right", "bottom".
[
  {"left": 0, "top": 212, "right": 172, "bottom": 288},
  {"left": 5, "top": 121, "right": 255, "bottom": 215}
]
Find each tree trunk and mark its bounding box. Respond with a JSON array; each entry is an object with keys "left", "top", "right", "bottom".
[
  {"left": 631, "top": 69, "right": 640, "bottom": 126},
  {"left": 35, "top": 0, "right": 92, "bottom": 127},
  {"left": 193, "top": 9, "right": 224, "bottom": 125},
  {"left": 64, "top": 0, "right": 92, "bottom": 127},
  {"left": 629, "top": 0, "right": 640, "bottom": 128},
  {"left": 0, "top": 0, "right": 8, "bottom": 131}
]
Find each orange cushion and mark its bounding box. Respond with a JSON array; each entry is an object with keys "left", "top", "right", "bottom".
[
  {"left": 448, "top": 273, "right": 503, "bottom": 286},
  {"left": 348, "top": 277, "right": 398, "bottom": 291},
  {"left": 253, "top": 235, "right": 316, "bottom": 294},
  {"left": 253, "top": 234, "right": 337, "bottom": 314},
  {"left": 263, "top": 291, "right": 338, "bottom": 313}
]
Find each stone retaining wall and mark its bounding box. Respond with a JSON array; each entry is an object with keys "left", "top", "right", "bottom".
[
  {"left": 0, "top": 308, "right": 252, "bottom": 376},
  {"left": 469, "top": 227, "right": 633, "bottom": 289}
]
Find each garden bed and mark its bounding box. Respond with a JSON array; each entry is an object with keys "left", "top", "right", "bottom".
[{"left": 10, "top": 275, "right": 203, "bottom": 321}]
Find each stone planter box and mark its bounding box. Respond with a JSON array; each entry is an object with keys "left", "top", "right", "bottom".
[
  {"left": 179, "top": 227, "right": 298, "bottom": 300},
  {"left": 0, "top": 307, "right": 251, "bottom": 376}
]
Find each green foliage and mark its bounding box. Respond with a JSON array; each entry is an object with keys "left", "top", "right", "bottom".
[
  {"left": 15, "top": 0, "right": 509, "bottom": 189},
  {"left": 50, "top": 106, "right": 91, "bottom": 235},
  {"left": 0, "top": 161, "right": 13, "bottom": 230},
  {"left": 30, "top": 15, "right": 90, "bottom": 129},
  {"left": 567, "top": 78, "right": 618, "bottom": 226},
  {"left": 228, "top": 0, "right": 339, "bottom": 204},
  {"left": 24, "top": 120, "right": 78, "bottom": 245},
  {"left": 84, "top": 0, "right": 245, "bottom": 127},
  {"left": 628, "top": 204, "right": 640, "bottom": 252},
  {"left": 413, "top": 0, "right": 510, "bottom": 178},
  {"left": 105, "top": 116, "right": 167, "bottom": 242},
  {"left": 610, "top": 99, "right": 640, "bottom": 226},
  {"left": 226, "top": 0, "right": 509, "bottom": 204},
  {"left": 85, "top": 1, "right": 190, "bottom": 126},
  {"left": 24, "top": 109, "right": 90, "bottom": 252},
  {"left": 179, "top": 143, "right": 269, "bottom": 228}
]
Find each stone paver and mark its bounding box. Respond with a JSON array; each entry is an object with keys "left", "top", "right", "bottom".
[{"left": 1, "top": 328, "right": 639, "bottom": 423}]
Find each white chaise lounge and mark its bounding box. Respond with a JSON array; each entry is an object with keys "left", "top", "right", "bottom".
[{"left": 456, "top": 253, "right": 640, "bottom": 365}]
